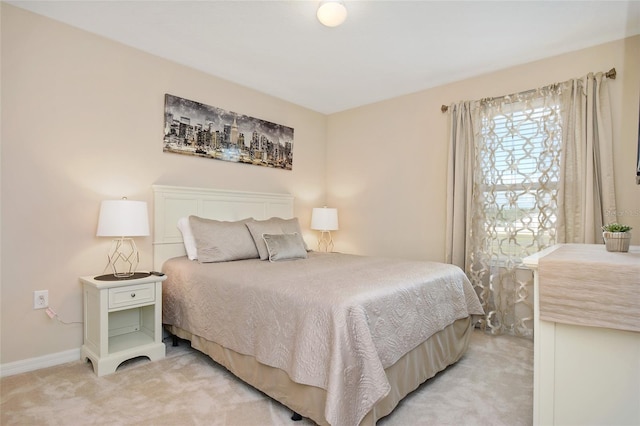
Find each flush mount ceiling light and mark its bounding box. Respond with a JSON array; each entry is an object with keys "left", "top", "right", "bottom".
[{"left": 317, "top": 1, "right": 347, "bottom": 27}]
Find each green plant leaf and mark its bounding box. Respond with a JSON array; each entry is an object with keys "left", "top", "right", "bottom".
[{"left": 601, "top": 223, "right": 632, "bottom": 232}]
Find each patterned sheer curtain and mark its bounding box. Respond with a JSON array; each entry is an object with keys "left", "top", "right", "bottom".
[{"left": 445, "top": 72, "right": 616, "bottom": 337}]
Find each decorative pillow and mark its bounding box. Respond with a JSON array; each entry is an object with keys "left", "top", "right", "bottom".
[
  {"left": 177, "top": 217, "right": 198, "bottom": 260},
  {"left": 246, "top": 220, "right": 285, "bottom": 260},
  {"left": 188, "top": 216, "right": 259, "bottom": 263},
  {"left": 263, "top": 217, "right": 309, "bottom": 251},
  {"left": 262, "top": 233, "right": 308, "bottom": 262},
  {"left": 271, "top": 217, "right": 309, "bottom": 251}
]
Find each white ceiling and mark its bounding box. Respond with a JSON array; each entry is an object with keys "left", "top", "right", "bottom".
[{"left": 8, "top": 1, "right": 640, "bottom": 114}]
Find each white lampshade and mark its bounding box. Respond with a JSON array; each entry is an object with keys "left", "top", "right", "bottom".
[
  {"left": 97, "top": 199, "right": 149, "bottom": 237},
  {"left": 311, "top": 207, "right": 339, "bottom": 231},
  {"left": 317, "top": 1, "right": 347, "bottom": 27}
]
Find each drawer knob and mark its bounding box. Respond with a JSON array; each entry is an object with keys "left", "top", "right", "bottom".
[{"left": 130, "top": 293, "right": 136, "bottom": 298}]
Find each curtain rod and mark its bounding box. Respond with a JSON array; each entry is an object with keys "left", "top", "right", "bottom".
[{"left": 440, "top": 67, "right": 616, "bottom": 113}]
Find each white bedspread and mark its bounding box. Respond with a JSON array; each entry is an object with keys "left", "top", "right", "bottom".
[{"left": 162, "top": 252, "right": 483, "bottom": 426}]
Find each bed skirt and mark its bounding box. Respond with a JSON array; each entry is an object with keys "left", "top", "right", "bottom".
[{"left": 166, "top": 316, "right": 474, "bottom": 425}]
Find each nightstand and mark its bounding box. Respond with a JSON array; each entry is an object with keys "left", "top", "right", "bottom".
[{"left": 80, "top": 273, "right": 167, "bottom": 376}]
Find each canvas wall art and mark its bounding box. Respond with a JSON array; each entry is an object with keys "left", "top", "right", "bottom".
[{"left": 163, "top": 94, "right": 294, "bottom": 170}]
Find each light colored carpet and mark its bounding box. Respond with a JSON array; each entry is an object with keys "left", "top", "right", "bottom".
[{"left": 1, "top": 330, "right": 533, "bottom": 425}]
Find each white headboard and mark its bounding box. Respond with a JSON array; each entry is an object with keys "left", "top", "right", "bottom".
[{"left": 152, "top": 185, "right": 294, "bottom": 270}]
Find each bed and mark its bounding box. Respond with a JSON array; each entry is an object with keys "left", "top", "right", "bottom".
[{"left": 153, "top": 185, "right": 484, "bottom": 426}]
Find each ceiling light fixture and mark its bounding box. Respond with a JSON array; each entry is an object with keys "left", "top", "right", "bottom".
[{"left": 317, "top": 1, "right": 347, "bottom": 27}]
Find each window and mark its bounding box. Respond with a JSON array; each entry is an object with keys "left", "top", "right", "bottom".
[
  {"left": 453, "top": 74, "right": 614, "bottom": 337},
  {"left": 475, "top": 98, "right": 561, "bottom": 263}
]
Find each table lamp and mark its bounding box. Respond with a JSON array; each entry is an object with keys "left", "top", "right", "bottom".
[
  {"left": 311, "top": 207, "right": 339, "bottom": 252},
  {"left": 96, "top": 198, "right": 149, "bottom": 278}
]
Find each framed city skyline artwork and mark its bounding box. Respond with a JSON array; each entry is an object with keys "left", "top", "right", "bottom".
[{"left": 163, "top": 94, "right": 294, "bottom": 170}]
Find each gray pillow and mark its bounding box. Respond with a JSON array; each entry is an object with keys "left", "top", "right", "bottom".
[
  {"left": 264, "top": 217, "right": 309, "bottom": 251},
  {"left": 262, "top": 233, "right": 308, "bottom": 262},
  {"left": 188, "top": 216, "right": 259, "bottom": 263},
  {"left": 246, "top": 217, "right": 309, "bottom": 260},
  {"left": 246, "top": 220, "right": 284, "bottom": 260}
]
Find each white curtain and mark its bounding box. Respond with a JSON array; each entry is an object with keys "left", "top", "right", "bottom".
[{"left": 445, "top": 72, "right": 616, "bottom": 337}]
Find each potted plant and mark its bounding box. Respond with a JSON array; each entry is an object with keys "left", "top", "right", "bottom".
[{"left": 601, "top": 223, "right": 633, "bottom": 252}]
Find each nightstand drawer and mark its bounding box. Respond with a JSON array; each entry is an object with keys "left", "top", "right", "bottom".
[{"left": 108, "top": 283, "right": 155, "bottom": 309}]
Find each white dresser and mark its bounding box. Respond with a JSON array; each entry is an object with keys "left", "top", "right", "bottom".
[{"left": 524, "top": 244, "right": 640, "bottom": 426}]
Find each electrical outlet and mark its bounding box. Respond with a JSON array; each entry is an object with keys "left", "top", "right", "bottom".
[{"left": 33, "top": 290, "right": 48, "bottom": 309}]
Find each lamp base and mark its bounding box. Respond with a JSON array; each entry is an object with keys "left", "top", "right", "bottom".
[
  {"left": 316, "top": 231, "right": 334, "bottom": 252},
  {"left": 105, "top": 237, "right": 140, "bottom": 277}
]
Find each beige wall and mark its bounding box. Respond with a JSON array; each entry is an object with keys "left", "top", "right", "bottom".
[
  {"left": 327, "top": 35, "right": 640, "bottom": 260},
  {"left": 0, "top": 5, "right": 326, "bottom": 364},
  {"left": 2, "top": 3, "right": 639, "bottom": 367}
]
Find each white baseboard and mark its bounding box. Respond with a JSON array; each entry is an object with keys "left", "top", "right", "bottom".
[{"left": 0, "top": 348, "right": 81, "bottom": 377}]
